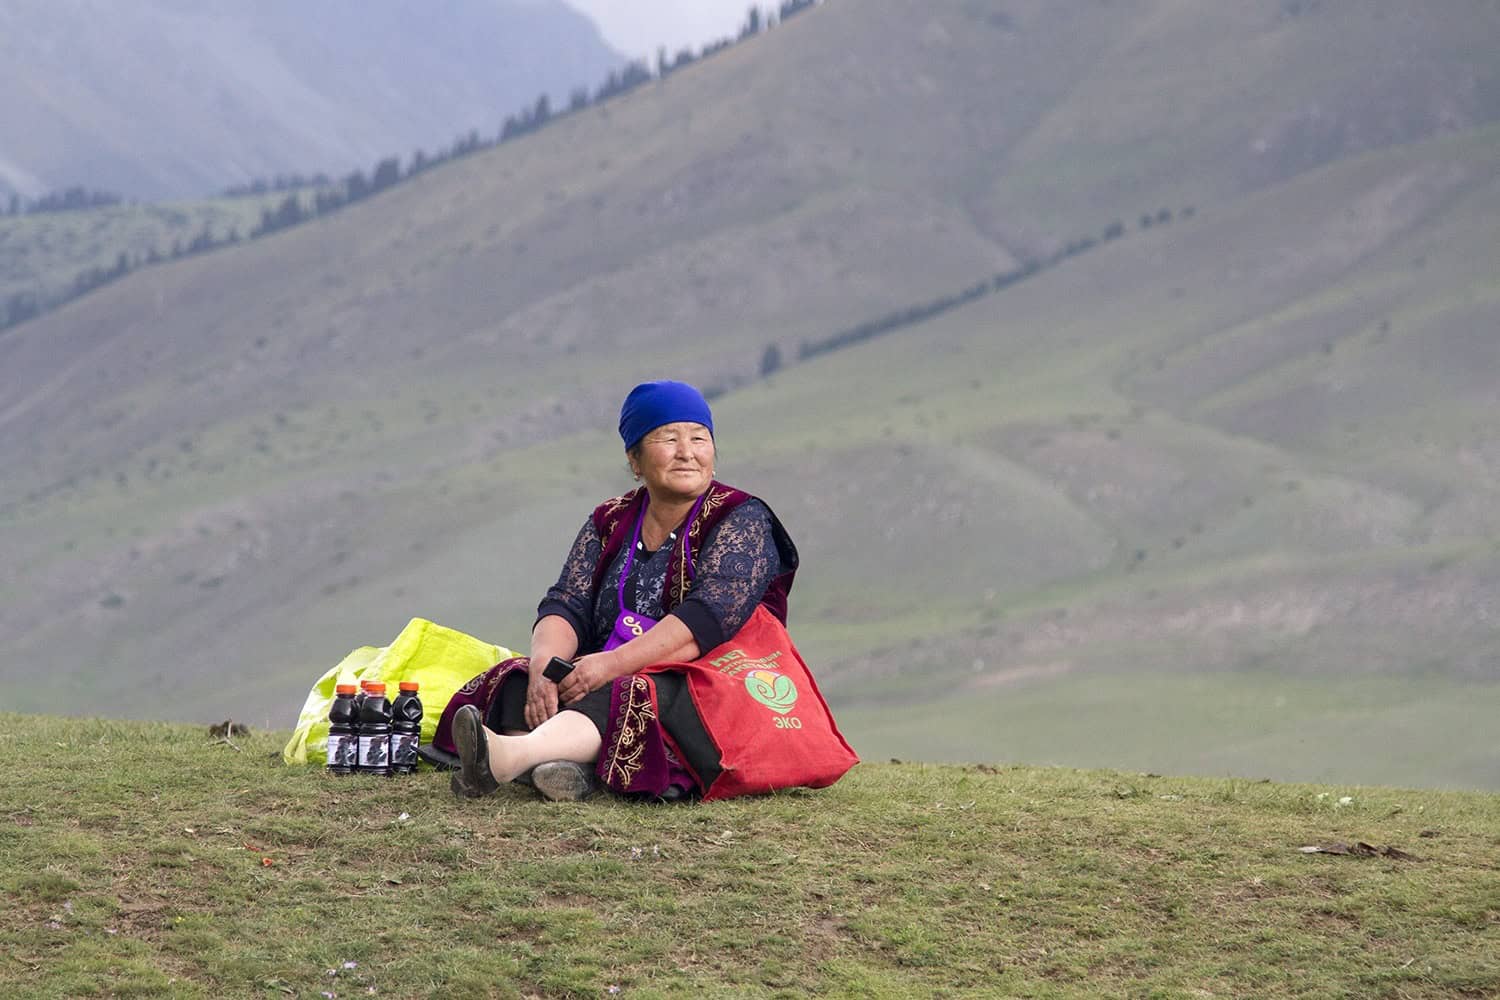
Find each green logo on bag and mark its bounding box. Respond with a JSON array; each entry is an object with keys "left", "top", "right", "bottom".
[{"left": 745, "top": 668, "right": 797, "bottom": 715}]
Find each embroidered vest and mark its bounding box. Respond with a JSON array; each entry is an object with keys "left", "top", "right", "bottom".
[{"left": 588, "top": 481, "right": 798, "bottom": 626}]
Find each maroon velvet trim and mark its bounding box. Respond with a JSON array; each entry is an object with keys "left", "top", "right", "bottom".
[{"left": 430, "top": 655, "right": 528, "bottom": 756}]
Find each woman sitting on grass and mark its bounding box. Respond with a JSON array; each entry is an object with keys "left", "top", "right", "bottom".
[{"left": 440, "top": 380, "right": 855, "bottom": 802}]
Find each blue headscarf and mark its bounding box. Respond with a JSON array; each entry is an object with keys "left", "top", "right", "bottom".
[{"left": 618, "top": 380, "right": 714, "bottom": 451}]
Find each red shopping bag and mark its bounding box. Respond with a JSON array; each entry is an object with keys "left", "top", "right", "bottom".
[{"left": 647, "top": 605, "right": 858, "bottom": 800}]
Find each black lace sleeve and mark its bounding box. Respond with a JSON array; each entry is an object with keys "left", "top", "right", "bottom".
[
  {"left": 673, "top": 499, "right": 783, "bottom": 653},
  {"left": 535, "top": 517, "right": 603, "bottom": 649}
]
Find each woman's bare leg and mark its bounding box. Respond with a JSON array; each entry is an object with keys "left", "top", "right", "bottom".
[{"left": 484, "top": 709, "right": 601, "bottom": 784}]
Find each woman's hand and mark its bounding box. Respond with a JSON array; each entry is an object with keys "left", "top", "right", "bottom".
[
  {"left": 524, "top": 667, "right": 561, "bottom": 729},
  {"left": 557, "top": 651, "right": 623, "bottom": 706},
  {"left": 526, "top": 615, "right": 581, "bottom": 729}
]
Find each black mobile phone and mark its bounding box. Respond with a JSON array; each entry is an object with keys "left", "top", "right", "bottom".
[{"left": 542, "top": 656, "right": 575, "bottom": 683}]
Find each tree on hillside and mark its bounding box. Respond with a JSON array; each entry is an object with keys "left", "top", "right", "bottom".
[
  {"left": 595, "top": 68, "right": 620, "bottom": 102},
  {"left": 27, "top": 186, "right": 122, "bottom": 214},
  {"left": 371, "top": 157, "right": 401, "bottom": 193},
  {"left": 740, "top": 7, "right": 762, "bottom": 40},
  {"left": 5, "top": 292, "right": 39, "bottom": 327},
  {"left": 253, "top": 194, "right": 306, "bottom": 236},
  {"left": 622, "top": 61, "right": 651, "bottom": 90},
  {"left": 595, "top": 61, "right": 652, "bottom": 103},
  {"left": 227, "top": 172, "right": 333, "bottom": 199},
  {"left": 346, "top": 169, "right": 370, "bottom": 203},
  {"left": 760, "top": 343, "right": 783, "bottom": 377},
  {"left": 451, "top": 130, "right": 483, "bottom": 157}
]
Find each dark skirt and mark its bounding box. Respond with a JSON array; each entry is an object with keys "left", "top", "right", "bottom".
[{"left": 431, "top": 658, "right": 723, "bottom": 798}]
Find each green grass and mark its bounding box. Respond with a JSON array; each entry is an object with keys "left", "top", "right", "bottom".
[{"left": 2, "top": 714, "right": 1497, "bottom": 998}]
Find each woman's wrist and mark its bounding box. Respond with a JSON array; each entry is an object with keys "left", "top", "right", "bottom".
[{"left": 602, "top": 647, "right": 630, "bottom": 680}]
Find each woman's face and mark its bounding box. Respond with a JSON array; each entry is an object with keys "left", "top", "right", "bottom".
[{"left": 630, "top": 421, "right": 715, "bottom": 501}]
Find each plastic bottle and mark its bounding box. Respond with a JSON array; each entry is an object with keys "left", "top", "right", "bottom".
[
  {"left": 390, "top": 681, "right": 423, "bottom": 775},
  {"left": 357, "top": 681, "right": 393, "bottom": 776},
  {"left": 326, "top": 683, "right": 359, "bottom": 775}
]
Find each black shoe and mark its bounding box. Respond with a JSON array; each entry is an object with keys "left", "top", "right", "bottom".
[
  {"left": 452, "top": 704, "right": 499, "bottom": 798},
  {"left": 531, "top": 760, "right": 597, "bottom": 801}
]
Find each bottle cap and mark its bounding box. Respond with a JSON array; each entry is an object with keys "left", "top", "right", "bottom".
[
  {"left": 360, "top": 679, "right": 375, "bottom": 691},
  {"left": 335, "top": 683, "right": 358, "bottom": 695},
  {"left": 366, "top": 681, "right": 386, "bottom": 694},
  {"left": 399, "top": 681, "right": 419, "bottom": 692}
]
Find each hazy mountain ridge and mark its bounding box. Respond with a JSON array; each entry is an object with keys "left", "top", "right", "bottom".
[
  {"left": 0, "top": 0, "right": 623, "bottom": 200},
  {"left": 2, "top": 0, "right": 1498, "bottom": 786}
]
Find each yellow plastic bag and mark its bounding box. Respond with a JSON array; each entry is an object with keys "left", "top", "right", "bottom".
[{"left": 282, "top": 617, "right": 520, "bottom": 766}]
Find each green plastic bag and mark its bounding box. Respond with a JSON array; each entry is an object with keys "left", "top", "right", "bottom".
[{"left": 283, "top": 617, "right": 520, "bottom": 766}]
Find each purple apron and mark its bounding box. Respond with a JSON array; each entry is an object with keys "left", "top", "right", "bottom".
[{"left": 603, "top": 491, "right": 708, "bottom": 650}]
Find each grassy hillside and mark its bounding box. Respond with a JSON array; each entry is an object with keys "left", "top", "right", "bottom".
[
  {"left": 0, "top": 197, "right": 279, "bottom": 317},
  {"left": 2, "top": 714, "right": 1497, "bottom": 998},
  {"left": 2, "top": 0, "right": 1499, "bottom": 790}
]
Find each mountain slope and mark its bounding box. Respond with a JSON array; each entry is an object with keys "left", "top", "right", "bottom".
[
  {"left": 0, "top": 0, "right": 622, "bottom": 199},
  {"left": 2, "top": 0, "right": 1498, "bottom": 787}
]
